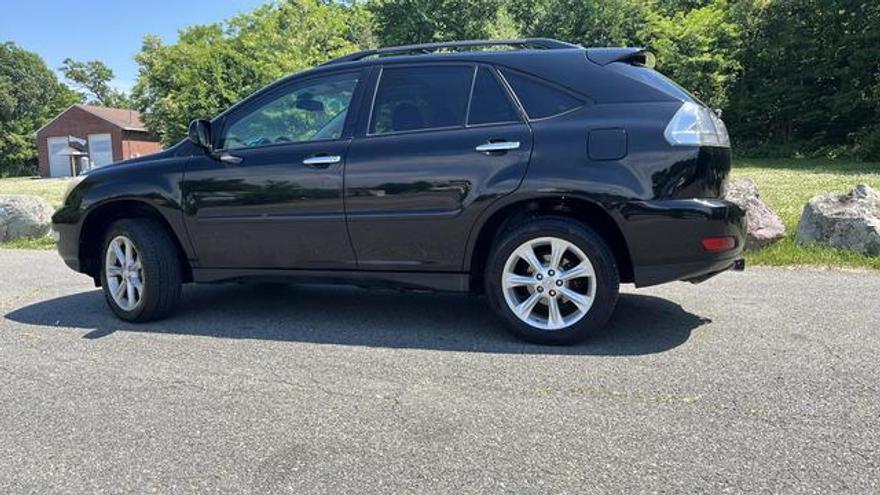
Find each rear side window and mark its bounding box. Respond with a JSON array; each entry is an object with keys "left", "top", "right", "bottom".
[
  {"left": 500, "top": 69, "right": 584, "bottom": 119},
  {"left": 467, "top": 67, "right": 520, "bottom": 125},
  {"left": 370, "top": 66, "right": 473, "bottom": 134}
]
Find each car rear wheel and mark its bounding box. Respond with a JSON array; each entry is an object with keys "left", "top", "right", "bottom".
[
  {"left": 100, "top": 219, "right": 182, "bottom": 322},
  {"left": 485, "top": 217, "right": 619, "bottom": 345}
]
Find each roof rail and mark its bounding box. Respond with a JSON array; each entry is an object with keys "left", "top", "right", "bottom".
[{"left": 322, "top": 38, "right": 581, "bottom": 66}]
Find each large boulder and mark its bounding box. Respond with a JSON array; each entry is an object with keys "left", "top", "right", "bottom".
[
  {"left": 0, "top": 194, "right": 55, "bottom": 242},
  {"left": 724, "top": 178, "right": 786, "bottom": 250},
  {"left": 796, "top": 185, "right": 880, "bottom": 256}
]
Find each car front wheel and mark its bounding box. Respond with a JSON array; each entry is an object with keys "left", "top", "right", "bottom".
[
  {"left": 100, "top": 219, "right": 182, "bottom": 322},
  {"left": 485, "top": 217, "right": 619, "bottom": 345}
]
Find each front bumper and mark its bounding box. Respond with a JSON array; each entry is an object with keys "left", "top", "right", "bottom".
[
  {"left": 620, "top": 198, "right": 746, "bottom": 287},
  {"left": 51, "top": 218, "right": 82, "bottom": 273}
]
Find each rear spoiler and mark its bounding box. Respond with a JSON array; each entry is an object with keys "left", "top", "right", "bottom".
[{"left": 586, "top": 48, "right": 656, "bottom": 69}]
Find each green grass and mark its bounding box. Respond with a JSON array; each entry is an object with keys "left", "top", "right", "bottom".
[
  {"left": 2, "top": 162, "right": 880, "bottom": 269},
  {"left": 0, "top": 176, "right": 72, "bottom": 208},
  {"left": 1, "top": 236, "right": 56, "bottom": 250},
  {"left": 731, "top": 158, "right": 880, "bottom": 270},
  {"left": 0, "top": 176, "right": 72, "bottom": 250}
]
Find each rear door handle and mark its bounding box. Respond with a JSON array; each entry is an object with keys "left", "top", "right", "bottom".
[
  {"left": 475, "top": 141, "right": 521, "bottom": 153},
  {"left": 302, "top": 155, "right": 341, "bottom": 168}
]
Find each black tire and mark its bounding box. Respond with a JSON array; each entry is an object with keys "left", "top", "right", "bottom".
[
  {"left": 484, "top": 216, "right": 620, "bottom": 345},
  {"left": 100, "top": 218, "right": 182, "bottom": 322}
]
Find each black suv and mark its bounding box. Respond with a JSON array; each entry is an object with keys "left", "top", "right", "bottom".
[{"left": 53, "top": 39, "right": 745, "bottom": 344}]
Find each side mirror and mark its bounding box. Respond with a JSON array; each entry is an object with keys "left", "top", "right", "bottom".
[{"left": 188, "top": 119, "right": 213, "bottom": 151}]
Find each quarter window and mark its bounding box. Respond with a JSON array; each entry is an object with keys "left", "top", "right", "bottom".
[
  {"left": 220, "top": 72, "right": 359, "bottom": 150},
  {"left": 500, "top": 69, "right": 584, "bottom": 119},
  {"left": 467, "top": 67, "right": 520, "bottom": 126},
  {"left": 370, "top": 66, "right": 473, "bottom": 134}
]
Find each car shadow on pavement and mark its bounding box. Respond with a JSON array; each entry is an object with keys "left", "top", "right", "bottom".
[{"left": 5, "top": 284, "right": 710, "bottom": 355}]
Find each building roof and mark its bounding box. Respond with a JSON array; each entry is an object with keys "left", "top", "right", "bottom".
[
  {"left": 76, "top": 105, "right": 147, "bottom": 131},
  {"left": 35, "top": 104, "right": 149, "bottom": 135}
]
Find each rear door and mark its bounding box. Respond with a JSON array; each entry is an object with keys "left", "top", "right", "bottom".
[{"left": 344, "top": 64, "right": 532, "bottom": 272}]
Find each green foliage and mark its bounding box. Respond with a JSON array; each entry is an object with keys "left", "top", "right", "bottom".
[
  {"left": 727, "top": 0, "right": 880, "bottom": 160},
  {"left": 639, "top": 0, "right": 741, "bottom": 109},
  {"left": 370, "top": 0, "right": 518, "bottom": 45},
  {"left": 508, "top": 0, "right": 740, "bottom": 110},
  {"left": 509, "top": 0, "right": 648, "bottom": 47},
  {"left": 60, "top": 58, "right": 133, "bottom": 108},
  {"left": 124, "top": 0, "right": 879, "bottom": 160},
  {"left": 132, "top": 0, "right": 375, "bottom": 145},
  {"left": 0, "top": 42, "right": 81, "bottom": 177}
]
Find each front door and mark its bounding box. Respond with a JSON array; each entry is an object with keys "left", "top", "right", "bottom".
[
  {"left": 345, "top": 64, "right": 533, "bottom": 272},
  {"left": 182, "top": 70, "right": 365, "bottom": 269}
]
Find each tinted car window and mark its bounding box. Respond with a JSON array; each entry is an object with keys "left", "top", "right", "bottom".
[
  {"left": 501, "top": 69, "right": 583, "bottom": 119},
  {"left": 370, "top": 66, "right": 473, "bottom": 134},
  {"left": 220, "top": 72, "right": 358, "bottom": 150},
  {"left": 467, "top": 67, "right": 520, "bottom": 125}
]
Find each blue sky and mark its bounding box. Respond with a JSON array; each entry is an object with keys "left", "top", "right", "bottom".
[{"left": 0, "top": 0, "right": 268, "bottom": 92}]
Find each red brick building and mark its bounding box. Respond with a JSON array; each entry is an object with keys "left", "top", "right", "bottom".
[{"left": 35, "top": 104, "right": 162, "bottom": 177}]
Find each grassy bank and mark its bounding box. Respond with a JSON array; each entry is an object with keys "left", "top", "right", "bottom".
[
  {"left": 0, "top": 176, "right": 71, "bottom": 207},
  {"left": 2, "top": 162, "right": 879, "bottom": 270},
  {"left": 731, "top": 158, "right": 880, "bottom": 270},
  {"left": 0, "top": 177, "right": 70, "bottom": 250}
]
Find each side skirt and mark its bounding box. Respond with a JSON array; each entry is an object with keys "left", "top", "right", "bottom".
[{"left": 191, "top": 268, "right": 471, "bottom": 293}]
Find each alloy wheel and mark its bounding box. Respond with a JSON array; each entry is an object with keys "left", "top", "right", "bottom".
[
  {"left": 104, "top": 235, "right": 144, "bottom": 311},
  {"left": 501, "top": 236, "right": 596, "bottom": 330}
]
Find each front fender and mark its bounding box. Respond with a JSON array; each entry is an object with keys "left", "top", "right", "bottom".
[{"left": 51, "top": 157, "right": 194, "bottom": 274}]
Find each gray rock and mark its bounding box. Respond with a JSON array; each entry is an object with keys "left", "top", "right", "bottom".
[
  {"left": 0, "top": 194, "right": 55, "bottom": 242},
  {"left": 724, "top": 178, "right": 786, "bottom": 250},
  {"left": 796, "top": 184, "right": 880, "bottom": 256}
]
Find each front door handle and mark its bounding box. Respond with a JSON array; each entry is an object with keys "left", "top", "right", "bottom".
[
  {"left": 302, "top": 155, "right": 342, "bottom": 168},
  {"left": 218, "top": 152, "right": 243, "bottom": 165},
  {"left": 475, "top": 141, "right": 521, "bottom": 153}
]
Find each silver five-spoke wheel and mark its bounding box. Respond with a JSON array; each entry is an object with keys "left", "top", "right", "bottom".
[
  {"left": 501, "top": 236, "right": 596, "bottom": 331},
  {"left": 104, "top": 235, "right": 144, "bottom": 311}
]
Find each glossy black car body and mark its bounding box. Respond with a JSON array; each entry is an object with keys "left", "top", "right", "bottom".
[{"left": 53, "top": 39, "right": 745, "bottom": 332}]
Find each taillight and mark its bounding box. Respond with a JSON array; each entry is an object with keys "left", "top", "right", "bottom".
[
  {"left": 664, "top": 102, "right": 730, "bottom": 148},
  {"left": 701, "top": 236, "right": 736, "bottom": 252}
]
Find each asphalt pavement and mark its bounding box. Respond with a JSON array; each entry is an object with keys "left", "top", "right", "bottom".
[{"left": 1, "top": 249, "right": 878, "bottom": 494}]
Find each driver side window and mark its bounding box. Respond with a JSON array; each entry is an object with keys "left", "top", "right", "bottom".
[{"left": 219, "top": 72, "right": 359, "bottom": 150}]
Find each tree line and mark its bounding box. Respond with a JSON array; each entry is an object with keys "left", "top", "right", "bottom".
[{"left": 1, "top": 0, "right": 877, "bottom": 176}]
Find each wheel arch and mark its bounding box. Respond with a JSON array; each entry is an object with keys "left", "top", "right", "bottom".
[
  {"left": 78, "top": 199, "right": 192, "bottom": 283},
  {"left": 467, "top": 195, "right": 634, "bottom": 292}
]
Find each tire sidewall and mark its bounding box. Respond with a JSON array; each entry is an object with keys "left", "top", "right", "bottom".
[{"left": 485, "top": 218, "right": 619, "bottom": 345}]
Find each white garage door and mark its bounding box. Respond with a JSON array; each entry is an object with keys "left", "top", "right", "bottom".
[
  {"left": 88, "top": 134, "right": 114, "bottom": 167},
  {"left": 47, "top": 137, "right": 71, "bottom": 177}
]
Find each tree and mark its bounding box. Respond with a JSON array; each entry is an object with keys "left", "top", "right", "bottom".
[
  {"left": 129, "top": 0, "right": 880, "bottom": 160},
  {"left": 638, "top": 0, "right": 742, "bottom": 110},
  {"left": 369, "top": 0, "right": 519, "bottom": 46},
  {"left": 726, "top": 0, "right": 880, "bottom": 159},
  {"left": 132, "top": 0, "right": 375, "bottom": 145},
  {"left": 510, "top": 0, "right": 649, "bottom": 47},
  {"left": 510, "top": 0, "right": 741, "bottom": 110},
  {"left": 0, "top": 42, "right": 81, "bottom": 177},
  {"left": 60, "top": 58, "right": 132, "bottom": 108}
]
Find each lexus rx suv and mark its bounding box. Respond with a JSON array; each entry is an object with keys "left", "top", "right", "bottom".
[{"left": 53, "top": 39, "right": 745, "bottom": 344}]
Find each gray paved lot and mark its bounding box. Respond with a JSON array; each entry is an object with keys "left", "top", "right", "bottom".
[{"left": 1, "top": 249, "right": 878, "bottom": 494}]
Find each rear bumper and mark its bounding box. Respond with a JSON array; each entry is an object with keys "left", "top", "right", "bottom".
[{"left": 620, "top": 198, "right": 746, "bottom": 287}]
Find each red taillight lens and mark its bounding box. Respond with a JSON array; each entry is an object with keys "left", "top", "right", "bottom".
[{"left": 701, "top": 236, "right": 736, "bottom": 252}]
